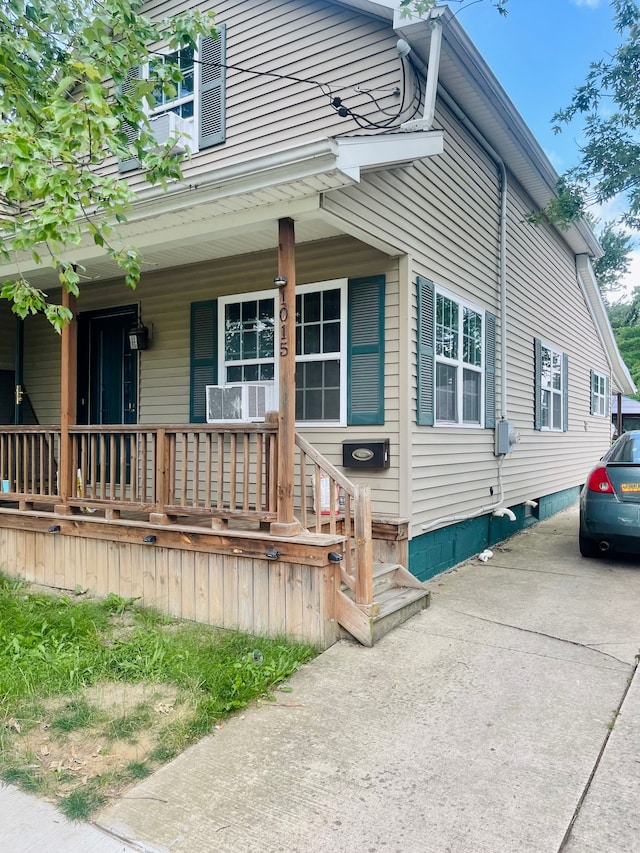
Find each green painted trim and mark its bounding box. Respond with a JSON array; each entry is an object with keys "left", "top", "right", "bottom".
[
  {"left": 408, "top": 485, "right": 580, "bottom": 582},
  {"left": 416, "top": 276, "right": 435, "bottom": 426},
  {"left": 347, "top": 276, "right": 385, "bottom": 425},
  {"left": 190, "top": 299, "right": 218, "bottom": 423}
]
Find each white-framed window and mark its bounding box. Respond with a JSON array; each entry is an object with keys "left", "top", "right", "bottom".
[
  {"left": 295, "top": 282, "right": 347, "bottom": 423},
  {"left": 150, "top": 47, "right": 196, "bottom": 120},
  {"left": 220, "top": 290, "right": 276, "bottom": 384},
  {"left": 119, "top": 29, "right": 226, "bottom": 172},
  {"left": 540, "top": 343, "right": 564, "bottom": 430},
  {"left": 218, "top": 279, "right": 348, "bottom": 425},
  {"left": 591, "top": 370, "right": 609, "bottom": 417},
  {"left": 435, "top": 291, "right": 484, "bottom": 425}
]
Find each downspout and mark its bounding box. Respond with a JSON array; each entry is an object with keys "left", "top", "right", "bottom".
[
  {"left": 398, "top": 10, "right": 444, "bottom": 133},
  {"left": 437, "top": 87, "right": 509, "bottom": 422},
  {"left": 396, "top": 24, "right": 508, "bottom": 419},
  {"left": 420, "top": 93, "right": 511, "bottom": 532}
]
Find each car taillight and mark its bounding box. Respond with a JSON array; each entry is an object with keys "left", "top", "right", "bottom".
[{"left": 587, "top": 466, "right": 615, "bottom": 494}]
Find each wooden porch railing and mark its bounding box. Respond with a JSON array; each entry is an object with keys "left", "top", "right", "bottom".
[
  {"left": 294, "top": 433, "right": 373, "bottom": 607},
  {"left": 0, "top": 424, "right": 372, "bottom": 607},
  {"left": 0, "top": 424, "right": 279, "bottom": 523},
  {"left": 157, "top": 425, "right": 278, "bottom": 524},
  {"left": 0, "top": 427, "right": 61, "bottom": 504}
]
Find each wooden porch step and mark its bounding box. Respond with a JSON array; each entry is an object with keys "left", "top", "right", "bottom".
[{"left": 336, "top": 563, "right": 430, "bottom": 647}]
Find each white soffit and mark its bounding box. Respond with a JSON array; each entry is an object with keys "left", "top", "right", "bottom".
[{"left": 337, "top": 1, "right": 600, "bottom": 257}]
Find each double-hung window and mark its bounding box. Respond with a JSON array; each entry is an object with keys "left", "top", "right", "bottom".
[
  {"left": 435, "top": 292, "right": 484, "bottom": 425},
  {"left": 218, "top": 281, "right": 347, "bottom": 424},
  {"left": 534, "top": 339, "right": 568, "bottom": 431},
  {"left": 416, "top": 277, "right": 496, "bottom": 428},
  {"left": 190, "top": 276, "right": 385, "bottom": 426},
  {"left": 151, "top": 47, "right": 196, "bottom": 120},
  {"left": 119, "top": 28, "right": 226, "bottom": 171},
  {"left": 590, "top": 370, "right": 609, "bottom": 417},
  {"left": 222, "top": 292, "right": 276, "bottom": 384},
  {"left": 540, "top": 344, "right": 563, "bottom": 430}
]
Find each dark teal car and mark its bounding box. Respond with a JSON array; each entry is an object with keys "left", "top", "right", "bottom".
[{"left": 580, "top": 430, "right": 640, "bottom": 557}]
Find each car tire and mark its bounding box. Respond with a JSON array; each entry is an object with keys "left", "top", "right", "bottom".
[{"left": 579, "top": 533, "right": 599, "bottom": 558}]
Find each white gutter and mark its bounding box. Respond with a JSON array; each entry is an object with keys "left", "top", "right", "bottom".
[{"left": 128, "top": 132, "right": 443, "bottom": 219}]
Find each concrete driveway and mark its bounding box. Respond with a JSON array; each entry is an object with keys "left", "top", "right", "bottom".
[{"left": 4, "top": 505, "right": 640, "bottom": 852}]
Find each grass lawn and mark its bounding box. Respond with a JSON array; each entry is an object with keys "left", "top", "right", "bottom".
[{"left": 0, "top": 573, "right": 316, "bottom": 820}]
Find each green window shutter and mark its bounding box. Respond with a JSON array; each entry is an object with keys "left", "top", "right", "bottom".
[
  {"left": 347, "top": 276, "right": 385, "bottom": 425},
  {"left": 533, "top": 338, "right": 542, "bottom": 430},
  {"left": 590, "top": 369, "right": 595, "bottom": 415},
  {"left": 484, "top": 312, "right": 496, "bottom": 429},
  {"left": 416, "top": 277, "right": 435, "bottom": 426},
  {"left": 605, "top": 375, "right": 610, "bottom": 417},
  {"left": 562, "top": 353, "right": 569, "bottom": 432},
  {"left": 198, "top": 28, "right": 226, "bottom": 149},
  {"left": 190, "top": 300, "right": 218, "bottom": 423},
  {"left": 118, "top": 66, "right": 141, "bottom": 173}
]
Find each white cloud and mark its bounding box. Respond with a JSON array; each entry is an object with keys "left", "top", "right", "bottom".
[{"left": 571, "top": 0, "right": 602, "bottom": 7}]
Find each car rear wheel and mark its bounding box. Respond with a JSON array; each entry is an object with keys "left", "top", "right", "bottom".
[{"left": 579, "top": 533, "right": 599, "bottom": 558}]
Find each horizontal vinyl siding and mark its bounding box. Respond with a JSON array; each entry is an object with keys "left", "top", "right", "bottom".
[
  {"left": 22, "top": 237, "right": 401, "bottom": 515},
  {"left": 322, "top": 95, "right": 613, "bottom": 537},
  {"left": 302, "top": 263, "right": 401, "bottom": 517},
  {"left": 114, "top": 0, "right": 403, "bottom": 188},
  {"left": 23, "top": 313, "right": 61, "bottom": 425},
  {"left": 0, "top": 303, "right": 15, "bottom": 371}
]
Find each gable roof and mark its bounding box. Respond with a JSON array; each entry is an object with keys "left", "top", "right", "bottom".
[
  {"left": 333, "top": 2, "right": 634, "bottom": 395},
  {"left": 335, "top": 1, "right": 601, "bottom": 258},
  {"left": 612, "top": 395, "right": 640, "bottom": 415}
]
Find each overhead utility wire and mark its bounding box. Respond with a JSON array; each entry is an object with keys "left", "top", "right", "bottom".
[{"left": 148, "top": 49, "right": 426, "bottom": 132}]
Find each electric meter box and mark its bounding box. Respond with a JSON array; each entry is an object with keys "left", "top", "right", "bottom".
[
  {"left": 495, "top": 421, "right": 512, "bottom": 456},
  {"left": 342, "top": 439, "right": 390, "bottom": 469}
]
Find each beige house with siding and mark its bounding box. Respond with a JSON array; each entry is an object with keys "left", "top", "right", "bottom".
[{"left": 0, "top": 0, "right": 633, "bottom": 646}]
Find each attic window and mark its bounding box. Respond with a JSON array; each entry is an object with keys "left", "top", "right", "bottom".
[
  {"left": 119, "top": 28, "right": 226, "bottom": 172},
  {"left": 150, "top": 47, "right": 195, "bottom": 119}
]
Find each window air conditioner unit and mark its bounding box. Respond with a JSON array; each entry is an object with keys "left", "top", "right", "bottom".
[
  {"left": 148, "top": 112, "right": 190, "bottom": 152},
  {"left": 205, "top": 383, "right": 276, "bottom": 423}
]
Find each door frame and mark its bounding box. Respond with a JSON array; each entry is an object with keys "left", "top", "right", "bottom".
[{"left": 76, "top": 304, "right": 140, "bottom": 426}]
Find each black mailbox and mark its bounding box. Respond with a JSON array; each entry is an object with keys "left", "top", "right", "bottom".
[{"left": 342, "top": 439, "right": 390, "bottom": 469}]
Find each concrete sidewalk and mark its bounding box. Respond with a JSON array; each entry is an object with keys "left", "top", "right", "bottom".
[{"left": 4, "top": 505, "right": 640, "bottom": 851}]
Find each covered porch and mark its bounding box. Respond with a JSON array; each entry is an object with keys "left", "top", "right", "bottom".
[
  {"left": 0, "top": 150, "right": 435, "bottom": 644},
  {"left": 0, "top": 419, "right": 426, "bottom": 647}
]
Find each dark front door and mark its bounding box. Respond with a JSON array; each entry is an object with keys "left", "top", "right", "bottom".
[{"left": 77, "top": 307, "right": 138, "bottom": 426}]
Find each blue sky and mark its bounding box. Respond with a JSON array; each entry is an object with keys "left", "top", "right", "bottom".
[
  {"left": 459, "top": 0, "right": 621, "bottom": 173},
  {"left": 456, "top": 0, "right": 638, "bottom": 297}
]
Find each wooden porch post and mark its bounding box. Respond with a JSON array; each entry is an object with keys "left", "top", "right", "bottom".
[
  {"left": 271, "top": 218, "right": 303, "bottom": 537},
  {"left": 616, "top": 391, "right": 623, "bottom": 437},
  {"left": 55, "top": 289, "right": 77, "bottom": 514}
]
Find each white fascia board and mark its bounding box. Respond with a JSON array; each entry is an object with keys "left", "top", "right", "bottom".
[
  {"left": 130, "top": 140, "right": 349, "bottom": 220},
  {"left": 334, "top": 131, "right": 444, "bottom": 180},
  {"left": 332, "top": 0, "right": 396, "bottom": 20},
  {"left": 576, "top": 254, "right": 636, "bottom": 395}
]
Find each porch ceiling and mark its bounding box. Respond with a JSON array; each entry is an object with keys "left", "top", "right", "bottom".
[
  {"left": 0, "top": 132, "right": 438, "bottom": 288},
  {"left": 2, "top": 179, "right": 352, "bottom": 289}
]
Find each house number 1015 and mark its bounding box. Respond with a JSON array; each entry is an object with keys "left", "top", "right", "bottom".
[{"left": 279, "top": 302, "right": 288, "bottom": 357}]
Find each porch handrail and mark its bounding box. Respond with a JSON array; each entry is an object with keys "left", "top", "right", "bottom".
[
  {"left": 295, "top": 432, "right": 373, "bottom": 607},
  {"left": 0, "top": 424, "right": 280, "bottom": 525}
]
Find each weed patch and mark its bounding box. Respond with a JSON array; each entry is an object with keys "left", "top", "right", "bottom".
[{"left": 0, "top": 574, "right": 316, "bottom": 819}]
